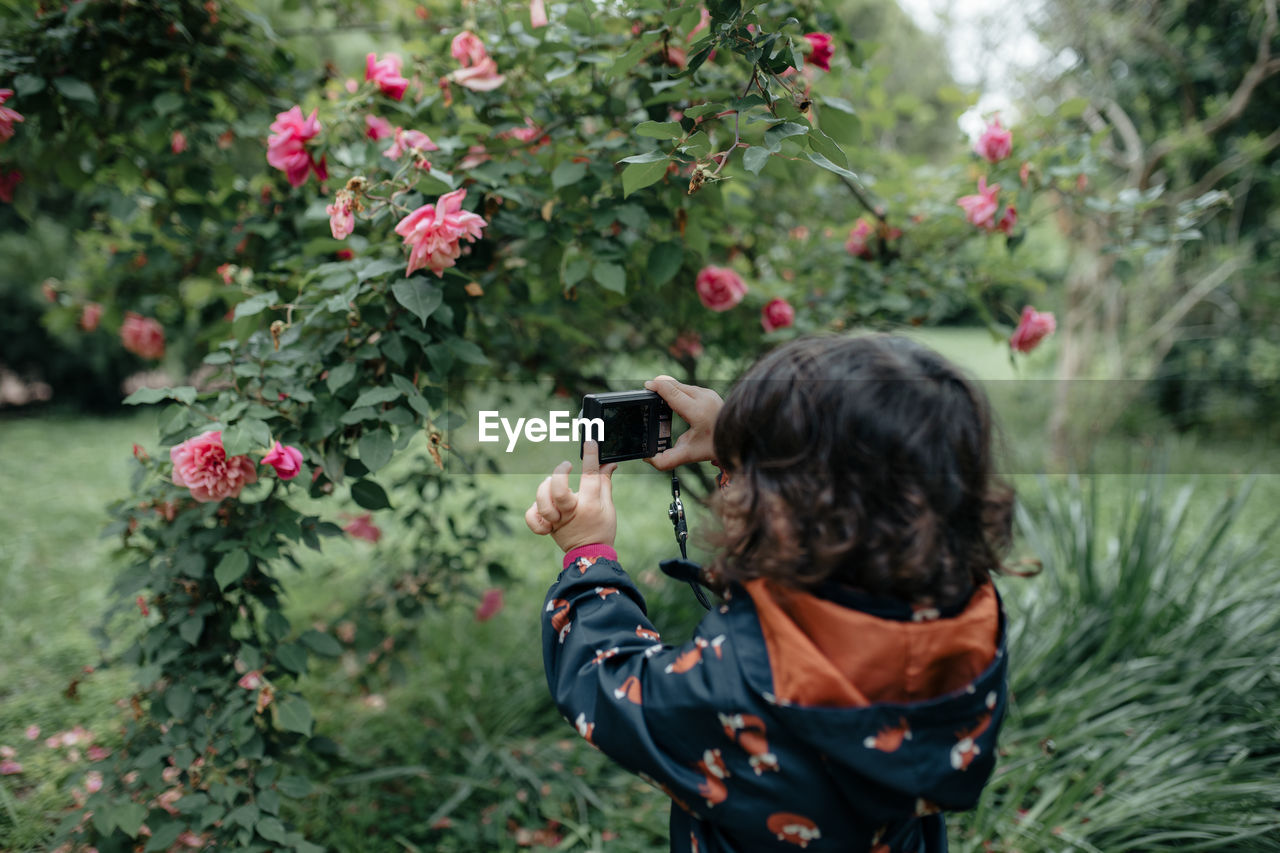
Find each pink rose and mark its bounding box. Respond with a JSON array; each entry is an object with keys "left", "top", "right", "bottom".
[
  {"left": 85, "top": 771, "right": 104, "bottom": 793},
  {"left": 695, "top": 266, "right": 747, "bottom": 312},
  {"left": 237, "top": 670, "right": 264, "bottom": 690},
  {"left": 326, "top": 190, "right": 355, "bottom": 240},
  {"left": 668, "top": 332, "right": 704, "bottom": 360},
  {"left": 266, "top": 106, "right": 327, "bottom": 188},
  {"left": 0, "top": 89, "right": 24, "bottom": 143},
  {"left": 458, "top": 145, "right": 491, "bottom": 170},
  {"left": 0, "top": 169, "right": 22, "bottom": 204},
  {"left": 475, "top": 588, "right": 504, "bottom": 621},
  {"left": 529, "top": 0, "right": 547, "bottom": 28},
  {"left": 382, "top": 127, "right": 438, "bottom": 162},
  {"left": 499, "top": 117, "right": 543, "bottom": 145},
  {"left": 1009, "top": 306, "right": 1056, "bottom": 353},
  {"left": 343, "top": 513, "right": 382, "bottom": 543},
  {"left": 171, "top": 131, "right": 187, "bottom": 154},
  {"left": 87, "top": 745, "right": 110, "bottom": 761},
  {"left": 957, "top": 177, "right": 1000, "bottom": 230},
  {"left": 451, "top": 57, "right": 506, "bottom": 92},
  {"left": 451, "top": 31, "right": 489, "bottom": 67},
  {"left": 974, "top": 118, "right": 1012, "bottom": 163},
  {"left": 365, "top": 53, "right": 409, "bottom": 101},
  {"left": 761, "top": 298, "right": 795, "bottom": 332},
  {"left": 216, "top": 263, "right": 236, "bottom": 284},
  {"left": 803, "top": 33, "right": 834, "bottom": 71},
  {"left": 336, "top": 248, "right": 355, "bottom": 261},
  {"left": 261, "top": 441, "right": 303, "bottom": 480},
  {"left": 79, "top": 302, "right": 103, "bottom": 332},
  {"left": 0, "top": 760, "right": 21, "bottom": 776},
  {"left": 170, "top": 430, "right": 258, "bottom": 503},
  {"left": 689, "top": 7, "right": 711, "bottom": 39},
  {"left": 365, "top": 114, "right": 394, "bottom": 141},
  {"left": 24, "top": 726, "right": 39, "bottom": 741},
  {"left": 344, "top": 78, "right": 359, "bottom": 94},
  {"left": 996, "top": 205, "right": 1017, "bottom": 236},
  {"left": 121, "top": 312, "right": 165, "bottom": 360},
  {"left": 394, "top": 188, "right": 486, "bottom": 278},
  {"left": 845, "top": 219, "right": 874, "bottom": 259}
]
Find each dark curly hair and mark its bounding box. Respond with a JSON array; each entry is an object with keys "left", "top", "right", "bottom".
[{"left": 710, "top": 334, "right": 1014, "bottom": 608}]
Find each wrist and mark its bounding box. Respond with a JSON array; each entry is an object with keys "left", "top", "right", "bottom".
[{"left": 562, "top": 543, "right": 618, "bottom": 569}]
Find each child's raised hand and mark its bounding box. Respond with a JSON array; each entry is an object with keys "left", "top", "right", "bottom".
[
  {"left": 525, "top": 440, "right": 619, "bottom": 553},
  {"left": 643, "top": 375, "right": 724, "bottom": 471}
]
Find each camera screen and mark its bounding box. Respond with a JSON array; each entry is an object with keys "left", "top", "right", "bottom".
[{"left": 600, "top": 403, "right": 649, "bottom": 460}]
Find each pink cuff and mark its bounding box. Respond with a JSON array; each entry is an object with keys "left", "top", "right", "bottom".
[{"left": 563, "top": 544, "right": 618, "bottom": 569}]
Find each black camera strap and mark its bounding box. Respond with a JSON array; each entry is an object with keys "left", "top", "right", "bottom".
[{"left": 666, "top": 473, "right": 712, "bottom": 610}]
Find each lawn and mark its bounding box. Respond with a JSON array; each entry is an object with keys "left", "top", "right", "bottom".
[{"left": 2, "top": 329, "right": 1279, "bottom": 851}]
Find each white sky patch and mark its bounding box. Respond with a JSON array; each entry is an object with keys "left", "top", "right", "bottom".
[{"left": 894, "top": 0, "right": 1053, "bottom": 138}]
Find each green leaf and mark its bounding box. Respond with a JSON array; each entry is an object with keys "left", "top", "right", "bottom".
[
  {"left": 52, "top": 77, "right": 95, "bottom": 103},
  {"left": 358, "top": 429, "right": 394, "bottom": 472},
  {"left": 683, "top": 102, "right": 726, "bottom": 118},
  {"left": 144, "top": 823, "right": 185, "bottom": 852},
  {"left": 805, "top": 151, "right": 862, "bottom": 181},
  {"left": 326, "top": 362, "right": 356, "bottom": 393},
  {"left": 273, "top": 696, "right": 313, "bottom": 736},
  {"left": 635, "top": 120, "right": 684, "bottom": 139},
  {"left": 221, "top": 424, "right": 253, "bottom": 457},
  {"left": 390, "top": 279, "right": 443, "bottom": 326},
  {"left": 351, "top": 479, "right": 392, "bottom": 510},
  {"left": 277, "top": 775, "right": 313, "bottom": 798},
  {"left": 593, "top": 262, "right": 626, "bottom": 294},
  {"left": 300, "top": 629, "right": 343, "bottom": 657},
  {"left": 551, "top": 160, "right": 588, "bottom": 188},
  {"left": 646, "top": 242, "right": 684, "bottom": 286},
  {"left": 123, "top": 386, "right": 197, "bottom": 406},
  {"left": 113, "top": 802, "right": 148, "bottom": 837},
  {"left": 622, "top": 159, "right": 669, "bottom": 197},
  {"left": 166, "top": 685, "right": 193, "bottom": 720},
  {"left": 215, "top": 550, "right": 250, "bottom": 590},
  {"left": 743, "top": 146, "right": 770, "bottom": 174},
  {"left": 806, "top": 128, "right": 849, "bottom": 168},
  {"left": 13, "top": 74, "right": 44, "bottom": 96},
  {"left": 352, "top": 386, "right": 401, "bottom": 409},
  {"left": 764, "top": 121, "right": 808, "bottom": 151},
  {"left": 447, "top": 337, "right": 488, "bottom": 365},
  {"left": 153, "top": 92, "right": 183, "bottom": 115},
  {"left": 179, "top": 615, "right": 204, "bottom": 645},
  {"left": 358, "top": 258, "right": 405, "bottom": 282},
  {"left": 618, "top": 150, "right": 668, "bottom": 164},
  {"left": 234, "top": 291, "right": 278, "bottom": 320},
  {"left": 256, "top": 815, "right": 289, "bottom": 843},
  {"left": 275, "top": 643, "right": 308, "bottom": 675},
  {"left": 1058, "top": 96, "right": 1090, "bottom": 119}
]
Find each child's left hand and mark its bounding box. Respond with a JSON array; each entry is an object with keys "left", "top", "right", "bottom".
[{"left": 524, "top": 440, "right": 619, "bottom": 553}]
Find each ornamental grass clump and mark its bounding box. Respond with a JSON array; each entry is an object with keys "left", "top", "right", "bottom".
[{"left": 951, "top": 476, "right": 1280, "bottom": 851}]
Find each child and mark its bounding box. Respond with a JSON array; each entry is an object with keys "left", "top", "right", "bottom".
[{"left": 526, "top": 335, "right": 1013, "bottom": 852}]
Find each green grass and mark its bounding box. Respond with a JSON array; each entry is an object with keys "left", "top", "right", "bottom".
[{"left": 3, "top": 328, "right": 1280, "bottom": 851}]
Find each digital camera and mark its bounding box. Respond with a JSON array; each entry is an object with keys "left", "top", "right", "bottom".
[{"left": 580, "top": 390, "right": 673, "bottom": 464}]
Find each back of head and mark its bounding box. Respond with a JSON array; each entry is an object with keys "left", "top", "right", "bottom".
[{"left": 712, "top": 334, "right": 1014, "bottom": 608}]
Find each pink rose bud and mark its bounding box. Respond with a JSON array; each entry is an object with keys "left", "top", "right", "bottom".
[
  {"left": 529, "top": 0, "right": 547, "bottom": 28},
  {"left": 261, "top": 441, "right": 303, "bottom": 480},
  {"left": 394, "top": 188, "right": 486, "bottom": 278},
  {"left": 365, "top": 53, "right": 409, "bottom": 101},
  {"left": 336, "top": 248, "right": 355, "bottom": 261},
  {"left": 844, "top": 219, "right": 874, "bottom": 259},
  {"left": 694, "top": 265, "right": 747, "bottom": 312},
  {"left": 475, "top": 588, "right": 505, "bottom": 621},
  {"left": 120, "top": 312, "right": 166, "bottom": 360},
  {"left": 761, "top": 298, "right": 796, "bottom": 332},
  {"left": 802, "top": 33, "right": 834, "bottom": 71},
  {"left": 137, "top": 595, "right": 150, "bottom": 617},
  {"left": 237, "top": 670, "right": 264, "bottom": 690},
  {"left": 364, "top": 114, "right": 394, "bottom": 141},
  {"left": 974, "top": 118, "right": 1012, "bottom": 163},
  {"left": 171, "top": 131, "right": 187, "bottom": 154},
  {"left": 24, "top": 726, "right": 39, "bottom": 741},
  {"left": 326, "top": 190, "right": 356, "bottom": 240},
  {"left": 956, "top": 177, "right": 1000, "bottom": 230},
  {"left": 79, "top": 302, "right": 103, "bottom": 332},
  {"left": 343, "top": 513, "right": 382, "bottom": 543},
  {"left": 996, "top": 205, "right": 1017, "bottom": 236},
  {"left": 170, "top": 430, "right": 258, "bottom": 503},
  {"left": 1009, "top": 306, "right": 1056, "bottom": 353},
  {"left": 344, "top": 78, "right": 359, "bottom": 94}
]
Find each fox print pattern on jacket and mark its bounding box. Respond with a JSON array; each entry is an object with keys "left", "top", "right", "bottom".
[{"left": 542, "top": 545, "right": 1009, "bottom": 852}]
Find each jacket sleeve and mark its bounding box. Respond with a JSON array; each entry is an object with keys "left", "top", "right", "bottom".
[{"left": 542, "top": 546, "right": 729, "bottom": 815}]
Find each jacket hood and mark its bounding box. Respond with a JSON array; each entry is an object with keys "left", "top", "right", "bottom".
[{"left": 726, "top": 578, "right": 1009, "bottom": 820}]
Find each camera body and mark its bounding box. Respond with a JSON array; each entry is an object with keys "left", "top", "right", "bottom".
[{"left": 580, "top": 390, "right": 672, "bottom": 464}]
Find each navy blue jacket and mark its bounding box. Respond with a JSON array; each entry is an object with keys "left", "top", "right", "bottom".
[{"left": 542, "top": 547, "right": 1008, "bottom": 852}]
